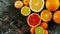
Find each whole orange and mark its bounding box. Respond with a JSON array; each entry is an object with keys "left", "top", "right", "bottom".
[
  {"left": 46, "top": 0, "right": 59, "bottom": 11},
  {"left": 23, "top": 0, "right": 30, "bottom": 6},
  {"left": 30, "top": 27, "right": 35, "bottom": 34},
  {"left": 40, "top": 22, "right": 48, "bottom": 29},
  {"left": 53, "top": 11, "right": 60, "bottom": 24},
  {"left": 44, "top": 30, "right": 48, "bottom": 34},
  {"left": 15, "top": 1, "right": 23, "bottom": 8}
]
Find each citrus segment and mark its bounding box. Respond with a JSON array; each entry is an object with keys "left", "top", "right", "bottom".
[
  {"left": 29, "top": 0, "right": 44, "bottom": 12},
  {"left": 35, "top": 26, "right": 44, "bottom": 34},
  {"left": 40, "top": 10, "right": 52, "bottom": 22},
  {"left": 53, "top": 11, "right": 60, "bottom": 24},
  {"left": 21, "top": 6, "right": 31, "bottom": 16},
  {"left": 27, "top": 13, "right": 41, "bottom": 27}
]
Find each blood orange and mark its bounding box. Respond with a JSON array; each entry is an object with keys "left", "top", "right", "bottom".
[{"left": 27, "top": 13, "right": 41, "bottom": 27}]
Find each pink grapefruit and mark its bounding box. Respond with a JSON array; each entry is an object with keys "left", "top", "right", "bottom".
[{"left": 27, "top": 13, "right": 41, "bottom": 27}]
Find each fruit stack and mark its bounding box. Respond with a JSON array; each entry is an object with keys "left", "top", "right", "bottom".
[{"left": 14, "top": 0, "right": 60, "bottom": 34}]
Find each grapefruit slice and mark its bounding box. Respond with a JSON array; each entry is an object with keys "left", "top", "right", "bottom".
[
  {"left": 29, "top": 0, "right": 44, "bottom": 12},
  {"left": 35, "top": 26, "right": 44, "bottom": 34},
  {"left": 27, "top": 13, "right": 41, "bottom": 27},
  {"left": 14, "top": 1, "right": 23, "bottom": 9},
  {"left": 40, "top": 10, "right": 52, "bottom": 22},
  {"left": 21, "top": 6, "right": 31, "bottom": 16}
]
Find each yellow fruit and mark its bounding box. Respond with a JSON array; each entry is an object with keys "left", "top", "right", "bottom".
[
  {"left": 29, "top": 0, "right": 44, "bottom": 12},
  {"left": 21, "top": 6, "right": 31, "bottom": 16}
]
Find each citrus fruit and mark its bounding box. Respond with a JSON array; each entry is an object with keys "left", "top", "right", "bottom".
[
  {"left": 35, "top": 26, "right": 44, "bottom": 34},
  {"left": 21, "top": 6, "right": 31, "bottom": 16},
  {"left": 27, "top": 13, "right": 41, "bottom": 27},
  {"left": 14, "top": 1, "right": 23, "bottom": 9},
  {"left": 23, "top": 0, "right": 30, "bottom": 6},
  {"left": 40, "top": 10, "right": 52, "bottom": 22},
  {"left": 46, "top": 0, "right": 59, "bottom": 11},
  {"left": 40, "top": 22, "right": 48, "bottom": 29},
  {"left": 30, "top": 27, "right": 35, "bottom": 34},
  {"left": 44, "top": 30, "right": 48, "bottom": 34},
  {"left": 29, "top": 0, "right": 44, "bottom": 12},
  {"left": 53, "top": 11, "right": 60, "bottom": 24}
]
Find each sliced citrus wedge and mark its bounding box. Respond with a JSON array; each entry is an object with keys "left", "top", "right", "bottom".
[{"left": 29, "top": 0, "right": 44, "bottom": 12}]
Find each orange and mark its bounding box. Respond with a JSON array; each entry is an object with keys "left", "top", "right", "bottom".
[
  {"left": 15, "top": 1, "right": 23, "bottom": 8},
  {"left": 53, "top": 11, "right": 60, "bottom": 24},
  {"left": 46, "top": 0, "right": 59, "bottom": 11},
  {"left": 40, "top": 10, "right": 52, "bottom": 22},
  {"left": 23, "top": 0, "right": 30, "bottom": 6},
  {"left": 30, "top": 27, "right": 35, "bottom": 34},
  {"left": 40, "top": 22, "right": 48, "bottom": 29},
  {"left": 44, "top": 30, "right": 48, "bottom": 34}
]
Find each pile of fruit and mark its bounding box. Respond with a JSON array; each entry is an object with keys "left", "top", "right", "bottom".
[{"left": 14, "top": 0, "right": 60, "bottom": 34}]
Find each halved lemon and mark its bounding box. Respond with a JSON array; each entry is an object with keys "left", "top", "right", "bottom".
[
  {"left": 21, "top": 6, "right": 31, "bottom": 16},
  {"left": 40, "top": 10, "right": 52, "bottom": 22},
  {"left": 29, "top": 0, "right": 44, "bottom": 12}
]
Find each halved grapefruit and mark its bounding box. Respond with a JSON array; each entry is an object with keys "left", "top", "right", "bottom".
[
  {"left": 27, "top": 13, "right": 41, "bottom": 27},
  {"left": 29, "top": 0, "right": 44, "bottom": 12}
]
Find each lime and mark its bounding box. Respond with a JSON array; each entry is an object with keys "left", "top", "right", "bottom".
[
  {"left": 21, "top": 6, "right": 31, "bottom": 16},
  {"left": 35, "top": 26, "right": 44, "bottom": 34},
  {"left": 29, "top": 0, "right": 44, "bottom": 12}
]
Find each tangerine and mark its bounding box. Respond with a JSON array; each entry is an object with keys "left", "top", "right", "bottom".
[
  {"left": 23, "top": 0, "right": 30, "bottom": 6},
  {"left": 44, "top": 30, "right": 48, "bottom": 34},
  {"left": 40, "top": 22, "right": 48, "bottom": 29},
  {"left": 53, "top": 11, "right": 60, "bottom": 24},
  {"left": 30, "top": 27, "right": 35, "bottom": 34}
]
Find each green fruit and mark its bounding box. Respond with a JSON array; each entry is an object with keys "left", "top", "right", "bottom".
[{"left": 35, "top": 26, "right": 44, "bottom": 34}]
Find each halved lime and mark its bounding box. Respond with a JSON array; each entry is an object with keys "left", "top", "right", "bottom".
[
  {"left": 21, "top": 6, "right": 31, "bottom": 16},
  {"left": 35, "top": 26, "right": 44, "bottom": 34},
  {"left": 29, "top": 0, "right": 44, "bottom": 12}
]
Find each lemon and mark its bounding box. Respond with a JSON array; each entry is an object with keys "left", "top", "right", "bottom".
[
  {"left": 21, "top": 6, "right": 31, "bottom": 16},
  {"left": 29, "top": 0, "right": 44, "bottom": 12}
]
